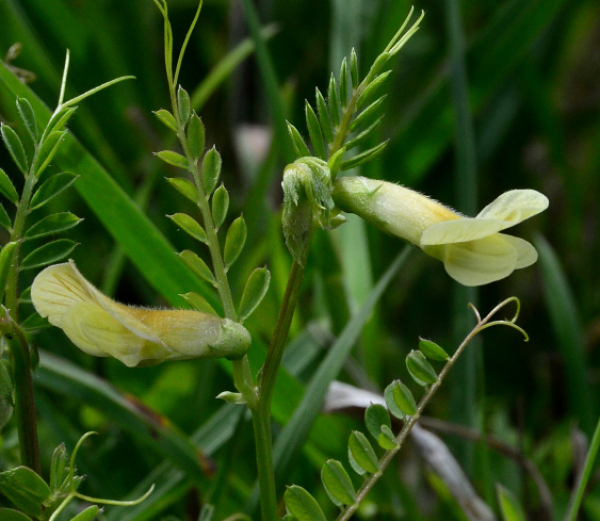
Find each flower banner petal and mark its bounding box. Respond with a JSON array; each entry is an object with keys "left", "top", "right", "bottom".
[
  {"left": 420, "top": 218, "right": 503, "bottom": 246},
  {"left": 476, "top": 189, "right": 549, "bottom": 227}
]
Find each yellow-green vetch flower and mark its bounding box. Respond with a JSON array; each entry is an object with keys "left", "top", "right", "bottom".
[
  {"left": 332, "top": 177, "right": 548, "bottom": 286},
  {"left": 31, "top": 261, "right": 250, "bottom": 367}
]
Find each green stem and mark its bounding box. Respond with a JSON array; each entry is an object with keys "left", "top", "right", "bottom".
[
  {"left": 5, "top": 161, "right": 40, "bottom": 474},
  {"left": 251, "top": 407, "right": 278, "bottom": 521}
]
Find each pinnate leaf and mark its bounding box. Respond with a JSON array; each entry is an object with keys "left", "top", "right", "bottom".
[
  {"left": 30, "top": 172, "right": 78, "bottom": 210},
  {"left": 224, "top": 216, "right": 246, "bottom": 269},
  {"left": 21, "top": 239, "right": 78, "bottom": 270},
  {"left": 239, "top": 267, "right": 270, "bottom": 322},
  {"left": 321, "top": 459, "right": 357, "bottom": 506}
]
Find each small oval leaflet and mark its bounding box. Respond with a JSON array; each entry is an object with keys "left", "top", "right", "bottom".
[
  {"left": 287, "top": 122, "right": 311, "bottom": 158},
  {"left": 419, "top": 337, "right": 449, "bottom": 361},
  {"left": 0, "top": 242, "right": 17, "bottom": 302},
  {"left": 284, "top": 485, "right": 327, "bottom": 521},
  {"left": 179, "top": 250, "right": 215, "bottom": 285},
  {"left": 165, "top": 177, "right": 198, "bottom": 204},
  {"left": 350, "top": 95, "right": 387, "bottom": 133},
  {"left": 156, "top": 150, "right": 189, "bottom": 170},
  {"left": 406, "top": 350, "right": 438, "bottom": 386},
  {"left": 30, "top": 172, "right": 79, "bottom": 210},
  {"left": 339, "top": 57, "right": 349, "bottom": 109},
  {"left": 384, "top": 381, "right": 405, "bottom": 420},
  {"left": 224, "top": 215, "right": 247, "bottom": 268},
  {"left": 70, "top": 505, "right": 100, "bottom": 521},
  {"left": 0, "top": 167, "right": 19, "bottom": 204},
  {"left": 239, "top": 267, "right": 271, "bottom": 323},
  {"left": 378, "top": 424, "right": 399, "bottom": 450},
  {"left": 390, "top": 379, "right": 418, "bottom": 417},
  {"left": 365, "top": 404, "right": 392, "bottom": 440},
  {"left": 348, "top": 431, "right": 379, "bottom": 475},
  {"left": 177, "top": 85, "right": 192, "bottom": 125},
  {"left": 0, "top": 203, "right": 12, "bottom": 231},
  {"left": 202, "top": 147, "right": 222, "bottom": 195},
  {"left": 211, "top": 184, "right": 229, "bottom": 229},
  {"left": 187, "top": 113, "right": 205, "bottom": 160},
  {"left": 0, "top": 466, "right": 52, "bottom": 517},
  {"left": 328, "top": 74, "right": 341, "bottom": 127},
  {"left": 0, "top": 508, "right": 31, "bottom": 521},
  {"left": 168, "top": 213, "right": 207, "bottom": 243},
  {"left": 34, "top": 130, "right": 66, "bottom": 178},
  {"left": 21, "top": 239, "right": 78, "bottom": 270},
  {"left": 1, "top": 123, "right": 28, "bottom": 174},
  {"left": 180, "top": 292, "right": 217, "bottom": 315},
  {"left": 305, "top": 101, "right": 325, "bottom": 160},
  {"left": 153, "top": 108, "right": 178, "bottom": 133},
  {"left": 321, "top": 459, "right": 357, "bottom": 507},
  {"left": 50, "top": 443, "right": 68, "bottom": 491},
  {"left": 25, "top": 212, "right": 82, "bottom": 240},
  {"left": 315, "top": 87, "right": 334, "bottom": 144}
]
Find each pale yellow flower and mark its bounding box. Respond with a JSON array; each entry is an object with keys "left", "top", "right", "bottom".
[
  {"left": 332, "top": 177, "right": 548, "bottom": 286},
  {"left": 31, "top": 261, "right": 251, "bottom": 367}
]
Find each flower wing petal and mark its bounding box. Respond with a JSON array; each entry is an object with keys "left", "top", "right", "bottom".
[
  {"left": 432, "top": 235, "right": 518, "bottom": 286},
  {"left": 476, "top": 189, "right": 549, "bottom": 227},
  {"left": 498, "top": 234, "right": 538, "bottom": 269},
  {"left": 31, "top": 262, "right": 95, "bottom": 327},
  {"left": 62, "top": 302, "right": 151, "bottom": 367},
  {"left": 420, "top": 218, "right": 504, "bottom": 246}
]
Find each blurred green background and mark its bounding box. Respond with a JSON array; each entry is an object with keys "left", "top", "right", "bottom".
[{"left": 1, "top": 0, "right": 599, "bottom": 519}]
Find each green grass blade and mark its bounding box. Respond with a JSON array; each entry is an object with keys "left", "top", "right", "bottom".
[{"left": 535, "top": 234, "right": 595, "bottom": 435}]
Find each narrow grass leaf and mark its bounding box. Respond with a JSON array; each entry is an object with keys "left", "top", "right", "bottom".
[
  {"left": 419, "top": 338, "right": 449, "bottom": 361},
  {"left": 239, "top": 267, "right": 270, "bottom": 323},
  {"left": 497, "top": 485, "right": 526, "bottom": 521},
  {"left": 348, "top": 431, "right": 379, "bottom": 475},
  {"left": 179, "top": 292, "right": 217, "bottom": 315},
  {"left": 34, "top": 130, "right": 66, "bottom": 178},
  {"left": 328, "top": 74, "right": 341, "bottom": 127},
  {"left": 305, "top": 102, "right": 326, "bottom": 159},
  {"left": 0, "top": 204, "right": 12, "bottom": 231},
  {"left": 25, "top": 212, "right": 81, "bottom": 240},
  {"left": 0, "top": 466, "right": 51, "bottom": 517},
  {"left": 165, "top": 177, "right": 198, "bottom": 204},
  {"left": 29, "top": 172, "right": 78, "bottom": 210},
  {"left": 187, "top": 113, "right": 205, "bottom": 160},
  {"left": 284, "top": 485, "right": 327, "bottom": 521},
  {"left": 406, "top": 350, "right": 438, "bottom": 386},
  {"left": 287, "top": 122, "right": 310, "bottom": 158},
  {"left": 167, "top": 213, "right": 207, "bottom": 243},
  {"left": 0, "top": 168, "right": 19, "bottom": 203},
  {"left": 156, "top": 150, "right": 189, "bottom": 170},
  {"left": 16, "top": 97, "right": 37, "bottom": 142},
  {"left": 322, "top": 459, "right": 356, "bottom": 506},
  {"left": 211, "top": 184, "right": 229, "bottom": 229},
  {"left": 202, "top": 147, "right": 221, "bottom": 195},
  {"left": 153, "top": 109, "right": 178, "bottom": 133},
  {"left": 365, "top": 404, "right": 391, "bottom": 440},
  {"left": 1, "top": 124, "right": 28, "bottom": 174},
  {"left": 21, "top": 239, "right": 77, "bottom": 270},
  {"left": 179, "top": 250, "right": 215, "bottom": 285},
  {"left": 315, "top": 88, "right": 334, "bottom": 144},
  {"left": 224, "top": 216, "right": 246, "bottom": 269},
  {"left": 341, "top": 140, "right": 388, "bottom": 170}
]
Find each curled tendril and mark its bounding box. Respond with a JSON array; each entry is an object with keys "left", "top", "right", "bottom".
[
  {"left": 475, "top": 321, "right": 529, "bottom": 342},
  {"left": 467, "top": 297, "right": 528, "bottom": 342}
]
